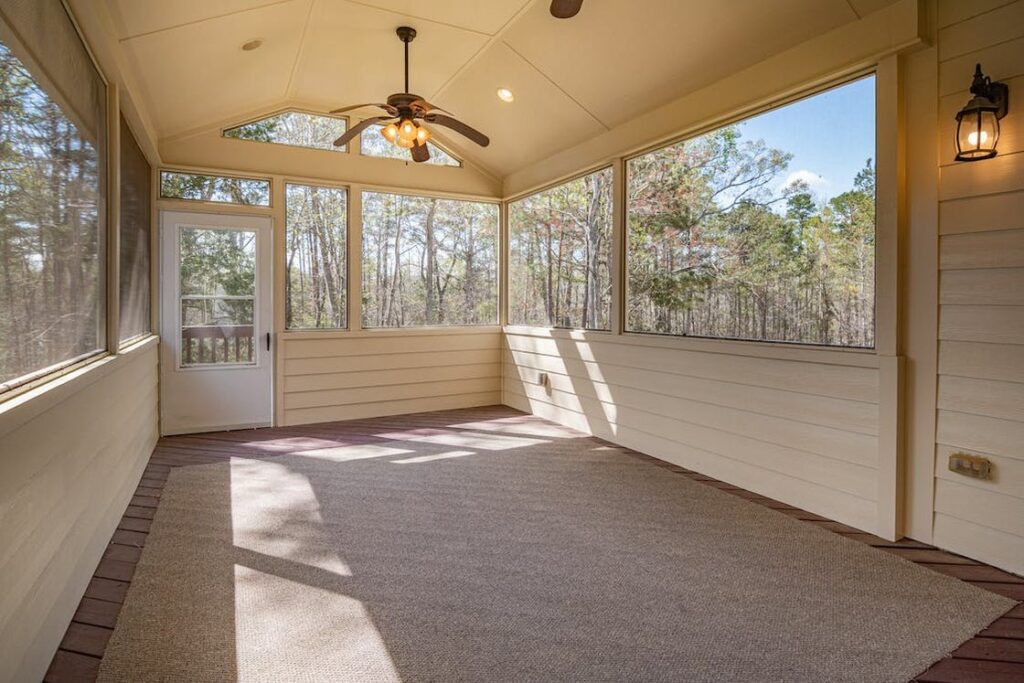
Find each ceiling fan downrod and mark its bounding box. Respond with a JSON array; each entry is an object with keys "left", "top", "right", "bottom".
[{"left": 396, "top": 26, "right": 416, "bottom": 94}]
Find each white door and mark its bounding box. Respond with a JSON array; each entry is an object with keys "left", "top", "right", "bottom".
[{"left": 159, "top": 211, "right": 273, "bottom": 435}]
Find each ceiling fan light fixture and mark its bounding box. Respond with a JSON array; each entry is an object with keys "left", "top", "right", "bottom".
[
  {"left": 496, "top": 87, "right": 515, "bottom": 103},
  {"left": 381, "top": 122, "right": 400, "bottom": 142},
  {"left": 395, "top": 137, "right": 416, "bottom": 149},
  {"left": 398, "top": 119, "right": 418, "bottom": 141},
  {"left": 416, "top": 126, "right": 431, "bottom": 144}
]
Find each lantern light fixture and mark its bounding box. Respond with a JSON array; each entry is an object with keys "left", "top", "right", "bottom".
[{"left": 954, "top": 63, "right": 1009, "bottom": 162}]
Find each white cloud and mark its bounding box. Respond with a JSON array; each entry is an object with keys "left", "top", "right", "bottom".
[{"left": 783, "top": 169, "right": 828, "bottom": 191}]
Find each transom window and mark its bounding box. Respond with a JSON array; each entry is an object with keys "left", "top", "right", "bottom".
[{"left": 160, "top": 171, "right": 271, "bottom": 207}]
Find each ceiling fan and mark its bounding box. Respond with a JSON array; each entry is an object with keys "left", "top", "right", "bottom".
[
  {"left": 550, "top": 0, "right": 583, "bottom": 18},
  {"left": 329, "top": 26, "right": 489, "bottom": 163}
]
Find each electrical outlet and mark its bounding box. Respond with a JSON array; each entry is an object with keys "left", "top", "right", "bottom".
[{"left": 948, "top": 452, "right": 993, "bottom": 480}]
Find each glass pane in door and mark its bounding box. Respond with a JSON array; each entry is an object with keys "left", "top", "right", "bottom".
[{"left": 179, "top": 227, "right": 257, "bottom": 366}]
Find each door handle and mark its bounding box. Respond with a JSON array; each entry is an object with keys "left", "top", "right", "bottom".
[{"left": 266, "top": 332, "right": 271, "bottom": 351}]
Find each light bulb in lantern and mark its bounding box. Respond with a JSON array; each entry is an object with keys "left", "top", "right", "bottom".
[
  {"left": 416, "top": 126, "right": 431, "bottom": 144},
  {"left": 381, "top": 123, "right": 399, "bottom": 143},
  {"left": 967, "top": 130, "right": 988, "bottom": 146},
  {"left": 398, "top": 119, "right": 417, "bottom": 142}
]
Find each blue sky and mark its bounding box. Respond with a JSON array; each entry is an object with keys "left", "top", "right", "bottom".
[{"left": 737, "top": 75, "right": 875, "bottom": 203}]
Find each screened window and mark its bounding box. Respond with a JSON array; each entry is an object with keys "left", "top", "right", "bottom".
[
  {"left": 362, "top": 192, "right": 497, "bottom": 327},
  {"left": 119, "top": 115, "right": 152, "bottom": 343},
  {"left": 626, "top": 76, "right": 876, "bottom": 348},
  {"left": 361, "top": 125, "right": 461, "bottom": 166},
  {"left": 509, "top": 167, "right": 613, "bottom": 330},
  {"left": 285, "top": 184, "right": 347, "bottom": 329},
  {"left": 224, "top": 111, "right": 348, "bottom": 152},
  {"left": 160, "top": 171, "right": 270, "bottom": 206},
  {"left": 0, "top": 4, "right": 107, "bottom": 391}
]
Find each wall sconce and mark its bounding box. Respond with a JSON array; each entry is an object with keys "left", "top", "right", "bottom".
[{"left": 954, "top": 64, "right": 1009, "bottom": 162}]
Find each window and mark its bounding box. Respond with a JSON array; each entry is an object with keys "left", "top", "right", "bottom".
[
  {"left": 626, "top": 76, "right": 876, "bottom": 348},
  {"left": 160, "top": 171, "right": 270, "bottom": 207},
  {"left": 361, "top": 125, "right": 461, "bottom": 166},
  {"left": 119, "top": 115, "right": 152, "bottom": 343},
  {"left": 224, "top": 111, "right": 348, "bottom": 152},
  {"left": 179, "top": 227, "right": 256, "bottom": 366},
  {"left": 0, "top": 3, "right": 107, "bottom": 391},
  {"left": 285, "top": 184, "right": 348, "bottom": 329},
  {"left": 508, "top": 167, "right": 613, "bottom": 330},
  {"left": 361, "top": 192, "right": 497, "bottom": 327}
]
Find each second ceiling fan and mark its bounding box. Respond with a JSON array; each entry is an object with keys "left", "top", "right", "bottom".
[{"left": 329, "top": 26, "right": 489, "bottom": 163}]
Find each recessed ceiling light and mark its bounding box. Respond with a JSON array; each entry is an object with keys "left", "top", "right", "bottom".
[
  {"left": 242, "top": 39, "right": 263, "bottom": 51},
  {"left": 496, "top": 88, "right": 515, "bottom": 103}
]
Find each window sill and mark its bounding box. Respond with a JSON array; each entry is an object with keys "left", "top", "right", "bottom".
[
  {"left": 502, "top": 325, "right": 880, "bottom": 369},
  {"left": 0, "top": 336, "right": 159, "bottom": 439},
  {"left": 280, "top": 325, "right": 502, "bottom": 340}
]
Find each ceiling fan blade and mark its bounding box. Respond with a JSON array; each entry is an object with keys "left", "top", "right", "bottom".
[
  {"left": 333, "top": 116, "right": 394, "bottom": 147},
  {"left": 550, "top": 0, "right": 583, "bottom": 18},
  {"left": 410, "top": 98, "right": 452, "bottom": 115},
  {"left": 422, "top": 113, "right": 490, "bottom": 147},
  {"left": 411, "top": 141, "right": 430, "bottom": 163},
  {"left": 329, "top": 103, "right": 397, "bottom": 116}
]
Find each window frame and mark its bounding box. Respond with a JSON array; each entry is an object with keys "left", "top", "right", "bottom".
[
  {"left": 620, "top": 71, "right": 879, "bottom": 351},
  {"left": 221, "top": 108, "right": 351, "bottom": 153},
  {"left": 0, "top": 2, "right": 114, "bottom": 400},
  {"left": 505, "top": 164, "right": 615, "bottom": 332}
]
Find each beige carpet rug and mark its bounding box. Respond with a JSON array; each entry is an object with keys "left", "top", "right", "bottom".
[{"left": 98, "top": 413, "right": 1013, "bottom": 682}]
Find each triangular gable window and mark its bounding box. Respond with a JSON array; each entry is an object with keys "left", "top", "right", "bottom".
[
  {"left": 224, "top": 111, "right": 348, "bottom": 152},
  {"left": 361, "top": 124, "right": 462, "bottom": 166}
]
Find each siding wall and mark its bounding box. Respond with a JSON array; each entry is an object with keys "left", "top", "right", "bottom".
[
  {"left": 279, "top": 328, "right": 502, "bottom": 426},
  {"left": 0, "top": 340, "right": 159, "bottom": 683},
  {"left": 932, "top": 0, "right": 1024, "bottom": 575},
  {"left": 503, "top": 328, "right": 882, "bottom": 532}
]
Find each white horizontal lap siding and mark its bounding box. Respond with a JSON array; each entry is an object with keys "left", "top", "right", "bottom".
[
  {"left": 934, "top": 0, "right": 1024, "bottom": 575},
  {"left": 280, "top": 331, "right": 502, "bottom": 425},
  {"left": 0, "top": 342, "right": 159, "bottom": 683},
  {"left": 501, "top": 329, "right": 880, "bottom": 531}
]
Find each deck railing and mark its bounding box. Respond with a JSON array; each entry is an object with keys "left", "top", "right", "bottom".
[{"left": 181, "top": 325, "right": 254, "bottom": 365}]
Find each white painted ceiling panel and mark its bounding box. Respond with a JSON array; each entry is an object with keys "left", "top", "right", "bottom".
[
  {"left": 120, "top": 1, "right": 310, "bottom": 135},
  {"left": 291, "top": 1, "right": 487, "bottom": 110},
  {"left": 348, "top": 0, "right": 529, "bottom": 35},
  {"left": 105, "top": 0, "right": 903, "bottom": 176},
  {"left": 106, "top": 0, "right": 292, "bottom": 39},
  {"left": 434, "top": 41, "right": 605, "bottom": 175},
  {"left": 501, "top": 0, "right": 858, "bottom": 128}
]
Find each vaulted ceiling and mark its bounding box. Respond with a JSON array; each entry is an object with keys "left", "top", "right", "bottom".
[{"left": 106, "top": 0, "right": 899, "bottom": 177}]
